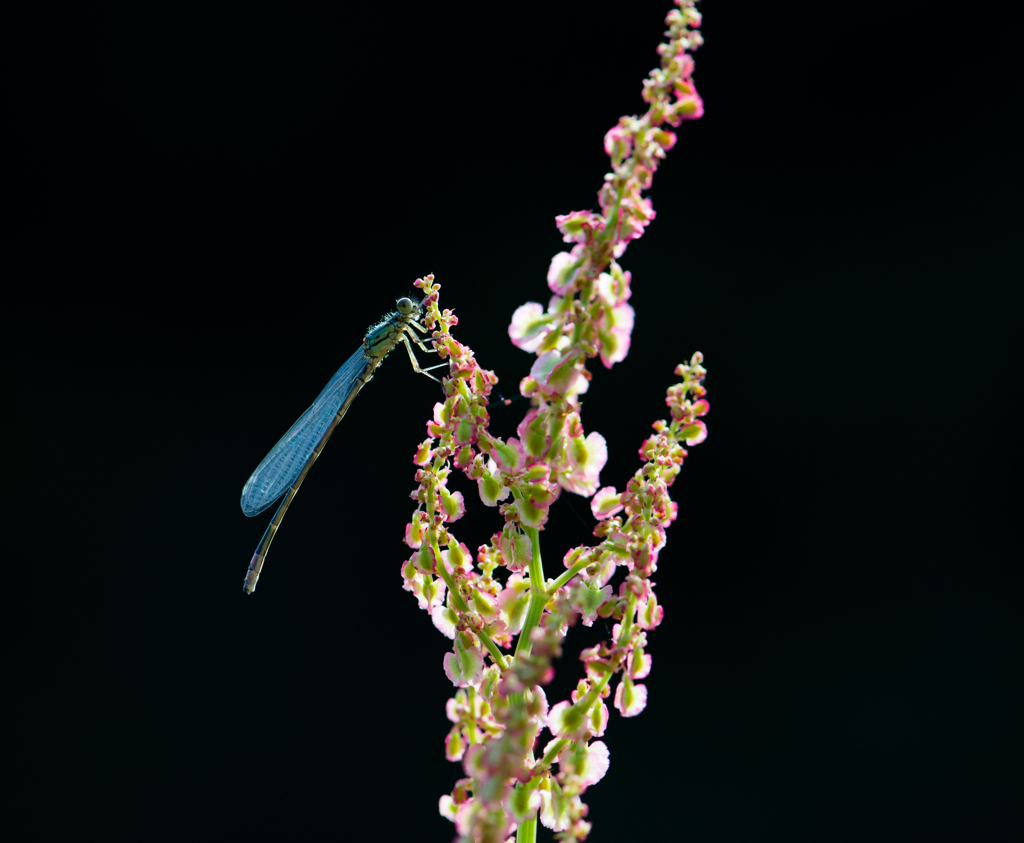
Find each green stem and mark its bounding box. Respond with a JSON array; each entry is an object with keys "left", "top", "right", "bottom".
[
  {"left": 432, "top": 535, "right": 468, "bottom": 612},
  {"left": 548, "top": 555, "right": 592, "bottom": 593},
  {"left": 540, "top": 738, "right": 568, "bottom": 768},
  {"left": 507, "top": 526, "right": 548, "bottom": 833},
  {"left": 479, "top": 630, "right": 509, "bottom": 671},
  {"left": 516, "top": 817, "right": 537, "bottom": 843},
  {"left": 573, "top": 589, "right": 638, "bottom": 714},
  {"left": 465, "top": 686, "right": 480, "bottom": 744},
  {"left": 514, "top": 526, "right": 546, "bottom": 659},
  {"left": 432, "top": 533, "right": 509, "bottom": 671}
]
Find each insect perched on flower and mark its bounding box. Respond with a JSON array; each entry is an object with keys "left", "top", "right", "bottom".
[{"left": 239, "top": 295, "right": 443, "bottom": 594}]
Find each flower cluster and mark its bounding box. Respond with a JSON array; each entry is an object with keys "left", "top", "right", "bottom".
[
  {"left": 400, "top": 4, "right": 707, "bottom": 841},
  {"left": 409, "top": 320, "right": 709, "bottom": 841},
  {"left": 509, "top": 0, "right": 704, "bottom": 371}
]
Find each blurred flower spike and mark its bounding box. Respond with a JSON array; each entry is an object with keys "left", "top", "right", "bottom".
[{"left": 400, "top": 3, "right": 710, "bottom": 841}]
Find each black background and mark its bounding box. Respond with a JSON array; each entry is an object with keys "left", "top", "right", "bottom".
[{"left": 7, "top": 0, "right": 1019, "bottom": 840}]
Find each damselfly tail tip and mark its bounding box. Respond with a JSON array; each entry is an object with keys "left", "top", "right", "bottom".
[{"left": 243, "top": 558, "right": 261, "bottom": 594}]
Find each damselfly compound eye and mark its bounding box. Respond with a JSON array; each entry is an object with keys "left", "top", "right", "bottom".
[{"left": 396, "top": 297, "right": 414, "bottom": 314}]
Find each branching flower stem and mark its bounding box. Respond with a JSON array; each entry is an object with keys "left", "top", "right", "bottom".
[
  {"left": 431, "top": 530, "right": 510, "bottom": 671},
  {"left": 401, "top": 4, "right": 709, "bottom": 839},
  {"left": 514, "top": 526, "right": 546, "bottom": 660}
]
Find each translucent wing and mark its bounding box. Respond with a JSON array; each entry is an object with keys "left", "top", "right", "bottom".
[{"left": 240, "top": 348, "right": 370, "bottom": 517}]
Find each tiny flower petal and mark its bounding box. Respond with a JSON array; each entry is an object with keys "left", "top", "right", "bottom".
[
  {"left": 598, "top": 327, "right": 632, "bottom": 369},
  {"left": 603, "top": 125, "right": 632, "bottom": 160},
  {"left": 445, "top": 726, "right": 466, "bottom": 762},
  {"left": 497, "top": 529, "right": 533, "bottom": 571},
  {"left": 514, "top": 493, "right": 549, "bottom": 528},
  {"left": 547, "top": 251, "right": 581, "bottom": 295},
  {"left": 636, "top": 593, "right": 664, "bottom": 630},
  {"left": 509, "top": 302, "right": 553, "bottom": 352},
  {"left": 578, "top": 740, "right": 610, "bottom": 787},
  {"left": 568, "top": 580, "right": 613, "bottom": 627},
  {"left": 653, "top": 128, "right": 677, "bottom": 150},
  {"left": 555, "top": 211, "right": 603, "bottom": 244},
  {"left": 432, "top": 604, "right": 458, "bottom": 639},
  {"left": 497, "top": 576, "right": 531, "bottom": 635},
  {"left": 613, "top": 677, "right": 648, "bottom": 717},
  {"left": 454, "top": 794, "right": 479, "bottom": 837},
  {"left": 539, "top": 789, "right": 579, "bottom": 832},
  {"left": 544, "top": 354, "right": 585, "bottom": 395},
  {"left": 529, "top": 350, "right": 561, "bottom": 391},
  {"left": 517, "top": 409, "right": 550, "bottom": 459},
  {"left": 413, "top": 439, "right": 433, "bottom": 466},
  {"left": 444, "top": 638, "right": 484, "bottom": 688},
  {"left": 439, "top": 488, "right": 466, "bottom": 522},
  {"left": 547, "top": 700, "right": 589, "bottom": 741},
  {"left": 439, "top": 795, "right": 458, "bottom": 821},
  {"left": 477, "top": 470, "right": 509, "bottom": 507},
  {"left": 558, "top": 431, "right": 607, "bottom": 496},
  {"left": 504, "top": 782, "right": 541, "bottom": 823},
  {"left": 404, "top": 515, "right": 423, "bottom": 548},
  {"left": 591, "top": 486, "right": 624, "bottom": 519},
  {"left": 490, "top": 437, "right": 527, "bottom": 473},
  {"left": 681, "top": 419, "right": 707, "bottom": 445},
  {"left": 444, "top": 541, "right": 474, "bottom": 573},
  {"left": 587, "top": 700, "right": 609, "bottom": 738},
  {"left": 629, "top": 649, "right": 653, "bottom": 680}
]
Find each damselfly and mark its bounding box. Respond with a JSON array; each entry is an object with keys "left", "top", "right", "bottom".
[{"left": 240, "top": 296, "right": 443, "bottom": 594}]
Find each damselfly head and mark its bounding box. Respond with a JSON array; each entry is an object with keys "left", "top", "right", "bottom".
[{"left": 396, "top": 296, "right": 417, "bottom": 315}]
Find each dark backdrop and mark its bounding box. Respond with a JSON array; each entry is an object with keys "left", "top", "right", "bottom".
[{"left": 8, "top": 0, "right": 1018, "bottom": 840}]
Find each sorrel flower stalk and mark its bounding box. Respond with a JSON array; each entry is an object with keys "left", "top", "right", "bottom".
[{"left": 400, "top": 3, "right": 707, "bottom": 841}]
